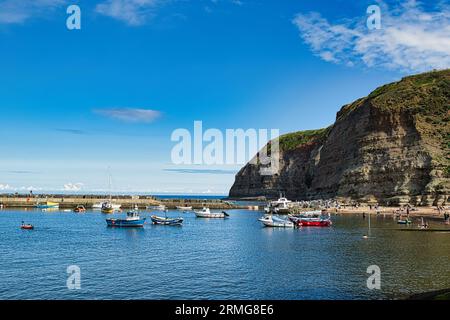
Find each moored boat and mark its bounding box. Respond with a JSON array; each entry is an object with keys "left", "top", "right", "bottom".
[
  {"left": 101, "top": 201, "right": 115, "bottom": 214},
  {"left": 106, "top": 210, "right": 146, "bottom": 228},
  {"left": 35, "top": 201, "right": 59, "bottom": 209},
  {"left": 74, "top": 205, "right": 86, "bottom": 213},
  {"left": 176, "top": 206, "right": 193, "bottom": 211},
  {"left": 259, "top": 215, "right": 294, "bottom": 228},
  {"left": 297, "top": 219, "right": 332, "bottom": 227},
  {"left": 21, "top": 222, "right": 34, "bottom": 230},
  {"left": 151, "top": 215, "right": 184, "bottom": 226},
  {"left": 398, "top": 219, "right": 412, "bottom": 225},
  {"left": 264, "top": 195, "right": 292, "bottom": 214},
  {"left": 93, "top": 202, "right": 121, "bottom": 210},
  {"left": 148, "top": 204, "right": 167, "bottom": 211},
  {"left": 194, "top": 207, "right": 229, "bottom": 219}
]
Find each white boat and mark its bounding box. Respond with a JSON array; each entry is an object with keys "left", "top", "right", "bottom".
[
  {"left": 148, "top": 204, "right": 167, "bottom": 211},
  {"left": 264, "top": 195, "right": 292, "bottom": 214},
  {"left": 176, "top": 206, "right": 193, "bottom": 211},
  {"left": 194, "top": 207, "right": 229, "bottom": 219},
  {"left": 259, "top": 215, "right": 294, "bottom": 228}
]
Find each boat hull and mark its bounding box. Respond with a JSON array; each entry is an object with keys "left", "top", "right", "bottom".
[
  {"left": 177, "top": 206, "right": 193, "bottom": 211},
  {"left": 106, "top": 218, "right": 146, "bottom": 228},
  {"left": 36, "top": 205, "right": 59, "bottom": 209},
  {"left": 260, "top": 220, "right": 294, "bottom": 228},
  {"left": 151, "top": 216, "right": 184, "bottom": 226},
  {"left": 195, "top": 212, "right": 226, "bottom": 218},
  {"left": 259, "top": 216, "right": 294, "bottom": 228},
  {"left": 298, "top": 220, "right": 332, "bottom": 227}
]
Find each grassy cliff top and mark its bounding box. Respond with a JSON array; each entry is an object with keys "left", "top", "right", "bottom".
[
  {"left": 338, "top": 69, "right": 450, "bottom": 119},
  {"left": 278, "top": 128, "right": 330, "bottom": 152}
]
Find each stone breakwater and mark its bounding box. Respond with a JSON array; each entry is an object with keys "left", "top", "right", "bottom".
[{"left": 0, "top": 194, "right": 243, "bottom": 210}]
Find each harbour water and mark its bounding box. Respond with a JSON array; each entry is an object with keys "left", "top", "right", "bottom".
[{"left": 0, "top": 209, "right": 449, "bottom": 300}]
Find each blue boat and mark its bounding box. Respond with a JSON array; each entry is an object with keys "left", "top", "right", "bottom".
[{"left": 106, "top": 211, "right": 146, "bottom": 228}]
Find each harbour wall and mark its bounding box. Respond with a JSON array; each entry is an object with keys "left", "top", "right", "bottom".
[{"left": 0, "top": 194, "right": 245, "bottom": 210}]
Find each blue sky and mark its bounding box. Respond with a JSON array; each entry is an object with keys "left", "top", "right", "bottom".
[{"left": 0, "top": 0, "right": 448, "bottom": 194}]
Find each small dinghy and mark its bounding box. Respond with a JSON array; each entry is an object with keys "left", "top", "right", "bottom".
[
  {"left": 74, "top": 205, "right": 86, "bottom": 213},
  {"left": 151, "top": 215, "right": 184, "bottom": 226},
  {"left": 397, "top": 219, "right": 412, "bottom": 225},
  {"left": 259, "top": 215, "right": 294, "bottom": 228},
  {"left": 21, "top": 222, "right": 34, "bottom": 230},
  {"left": 194, "top": 207, "right": 229, "bottom": 219},
  {"left": 176, "top": 206, "right": 193, "bottom": 211}
]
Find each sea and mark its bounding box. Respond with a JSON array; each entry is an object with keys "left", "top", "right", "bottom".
[{"left": 0, "top": 208, "right": 449, "bottom": 300}]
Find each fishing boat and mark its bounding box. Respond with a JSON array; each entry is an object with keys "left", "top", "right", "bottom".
[
  {"left": 101, "top": 169, "right": 120, "bottom": 214},
  {"left": 93, "top": 202, "right": 121, "bottom": 210},
  {"left": 106, "top": 210, "right": 146, "bottom": 228},
  {"left": 151, "top": 215, "right": 184, "bottom": 226},
  {"left": 74, "top": 205, "right": 86, "bottom": 213},
  {"left": 176, "top": 206, "right": 193, "bottom": 211},
  {"left": 21, "top": 222, "right": 34, "bottom": 230},
  {"left": 101, "top": 201, "right": 115, "bottom": 214},
  {"left": 259, "top": 215, "right": 294, "bottom": 228},
  {"left": 297, "top": 219, "right": 332, "bottom": 227},
  {"left": 35, "top": 201, "right": 59, "bottom": 209},
  {"left": 194, "top": 207, "right": 229, "bottom": 218},
  {"left": 264, "top": 194, "right": 292, "bottom": 214},
  {"left": 289, "top": 211, "right": 332, "bottom": 227}
]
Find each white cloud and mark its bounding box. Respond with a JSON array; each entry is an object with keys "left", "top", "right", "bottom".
[
  {"left": 63, "top": 183, "right": 84, "bottom": 191},
  {"left": 0, "top": 183, "right": 13, "bottom": 190},
  {"left": 0, "top": 0, "right": 66, "bottom": 24},
  {"left": 293, "top": 0, "right": 450, "bottom": 73},
  {"left": 94, "top": 108, "right": 162, "bottom": 123},
  {"left": 95, "top": 0, "right": 162, "bottom": 26}
]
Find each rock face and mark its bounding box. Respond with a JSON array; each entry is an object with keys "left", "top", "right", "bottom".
[{"left": 229, "top": 70, "right": 450, "bottom": 205}]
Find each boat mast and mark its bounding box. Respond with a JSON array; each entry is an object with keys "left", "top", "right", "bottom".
[{"left": 108, "top": 167, "right": 112, "bottom": 203}]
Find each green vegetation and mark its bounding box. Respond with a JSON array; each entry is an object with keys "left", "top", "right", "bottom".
[{"left": 278, "top": 128, "right": 330, "bottom": 152}]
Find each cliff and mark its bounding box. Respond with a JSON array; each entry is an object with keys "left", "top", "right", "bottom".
[{"left": 229, "top": 69, "right": 450, "bottom": 206}]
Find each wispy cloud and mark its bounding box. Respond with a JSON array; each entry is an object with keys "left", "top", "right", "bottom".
[
  {"left": 0, "top": 0, "right": 66, "bottom": 24},
  {"left": 5, "top": 170, "right": 41, "bottom": 174},
  {"left": 293, "top": 0, "right": 450, "bottom": 73},
  {"left": 0, "top": 183, "right": 13, "bottom": 190},
  {"left": 95, "top": 0, "right": 163, "bottom": 26},
  {"left": 94, "top": 108, "right": 162, "bottom": 123},
  {"left": 54, "top": 128, "right": 87, "bottom": 135},
  {"left": 164, "top": 168, "right": 238, "bottom": 175}
]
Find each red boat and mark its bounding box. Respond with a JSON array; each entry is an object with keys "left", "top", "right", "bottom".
[
  {"left": 21, "top": 224, "right": 34, "bottom": 230},
  {"left": 297, "top": 219, "right": 332, "bottom": 227}
]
